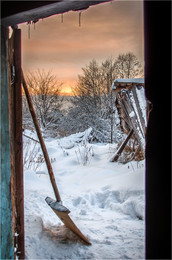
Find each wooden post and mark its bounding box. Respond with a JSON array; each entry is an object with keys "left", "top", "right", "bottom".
[
  {"left": 13, "top": 29, "right": 25, "bottom": 259},
  {"left": 8, "top": 31, "right": 17, "bottom": 259},
  {"left": 0, "top": 25, "right": 14, "bottom": 259},
  {"left": 110, "top": 129, "right": 134, "bottom": 162},
  {"left": 22, "top": 71, "right": 62, "bottom": 203}
]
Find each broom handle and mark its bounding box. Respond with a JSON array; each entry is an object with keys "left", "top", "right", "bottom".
[{"left": 21, "top": 70, "right": 62, "bottom": 202}]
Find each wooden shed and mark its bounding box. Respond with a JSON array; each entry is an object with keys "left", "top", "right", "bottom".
[
  {"left": 0, "top": 1, "right": 171, "bottom": 259},
  {"left": 111, "top": 78, "right": 146, "bottom": 162},
  {"left": 112, "top": 78, "right": 146, "bottom": 134}
]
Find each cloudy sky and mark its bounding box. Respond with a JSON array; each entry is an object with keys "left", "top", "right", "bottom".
[{"left": 19, "top": 0, "right": 144, "bottom": 94}]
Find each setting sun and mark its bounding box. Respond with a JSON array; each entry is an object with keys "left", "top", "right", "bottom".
[
  {"left": 60, "top": 87, "right": 72, "bottom": 96},
  {"left": 59, "top": 80, "right": 76, "bottom": 96}
]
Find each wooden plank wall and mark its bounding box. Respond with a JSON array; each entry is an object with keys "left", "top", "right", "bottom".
[{"left": 0, "top": 25, "right": 14, "bottom": 259}]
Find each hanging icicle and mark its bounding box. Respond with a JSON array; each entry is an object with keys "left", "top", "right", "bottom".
[
  {"left": 61, "top": 13, "right": 63, "bottom": 23},
  {"left": 27, "top": 21, "right": 31, "bottom": 39},
  {"left": 79, "top": 12, "right": 82, "bottom": 27},
  {"left": 32, "top": 19, "right": 39, "bottom": 30}
]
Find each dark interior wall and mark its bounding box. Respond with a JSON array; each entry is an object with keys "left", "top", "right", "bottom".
[
  {"left": 1, "top": 1, "right": 58, "bottom": 18},
  {"left": 144, "top": 1, "right": 171, "bottom": 259}
]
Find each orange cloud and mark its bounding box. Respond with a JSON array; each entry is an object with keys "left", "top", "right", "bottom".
[{"left": 20, "top": 0, "right": 144, "bottom": 94}]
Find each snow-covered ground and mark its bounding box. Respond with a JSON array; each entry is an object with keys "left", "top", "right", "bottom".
[{"left": 24, "top": 129, "right": 145, "bottom": 259}]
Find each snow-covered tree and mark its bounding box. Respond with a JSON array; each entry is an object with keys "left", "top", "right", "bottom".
[
  {"left": 101, "top": 57, "right": 116, "bottom": 143},
  {"left": 68, "top": 59, "right": 121, "bottom": 143},
  {"left": 25, "top": 70, "right": 63, "bottom": 131},
  {"left": 72, "top": 59, "right": 103, "bottom": 112},
  {"left": 69, "top": 53, "right": 143, "bottom": 142}
]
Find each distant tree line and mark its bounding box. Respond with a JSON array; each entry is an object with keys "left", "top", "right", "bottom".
[{"left": 23, "top": 52, "right": 143, "bottom": 143}]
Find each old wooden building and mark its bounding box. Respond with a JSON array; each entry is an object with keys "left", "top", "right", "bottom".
[
  {"left": 111, "top": 78, "right": 146, "bottom": 162},
  {"left": 112, "top": 78, "right": 145, "bottom": 134}
]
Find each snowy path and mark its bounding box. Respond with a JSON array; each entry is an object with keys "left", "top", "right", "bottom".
[{"left": 24, "top": 132, "right": 145, "bottom": 259}]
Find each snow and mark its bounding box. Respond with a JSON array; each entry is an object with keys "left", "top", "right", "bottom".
[
  {"left": 129, "top": 111, "right": 135, "bottom": 118},
  {"left": 24, "top": 129, "right": 145, "bottom": 259},
  {"left": 114, "top": 78, "right": 144, "bottom": 84},
  {"left": 135, "top": 87, "right": 147, "bottom": 126},
  {"left": 112, "top": 78, "right": 144, "bottom": 90},
  {"left": 128, "top": 89, "right": 146, "bottom": 149}
]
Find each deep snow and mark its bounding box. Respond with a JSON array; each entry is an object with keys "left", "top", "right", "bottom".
[
  {"left": 112, "top": 78, "right": 144, "bottom": 90},
  {"left": 23, "top": 129, "right": 145, "bottom": 259}
]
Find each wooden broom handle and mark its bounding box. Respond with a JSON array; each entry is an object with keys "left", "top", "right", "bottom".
[{"left": 21, "top": 70, "right": 62, "bottom": 202}]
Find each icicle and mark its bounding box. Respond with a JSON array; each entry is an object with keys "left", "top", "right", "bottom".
[
  {"left": 28, "top": 23, "right": 30, "bottom": 39},
  {"left": 79, "top": 12, "right": 82, "bottom": 27},
  {"left": 61, "top": 14, "right": 63, "bottom": 23},
  {"left": 27, "top": 22, "right": 31, "bottom": 39},
  {"left": 32, "top": 19, "right": 39, "bottom": 30}
]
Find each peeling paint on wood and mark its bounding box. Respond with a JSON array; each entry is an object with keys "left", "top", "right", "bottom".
[
  {"left": 0, "top": 25, "right": 14, "bottom": 259},
  {"left": 13, "top": 29, "right": 25, "bottom": 259}
]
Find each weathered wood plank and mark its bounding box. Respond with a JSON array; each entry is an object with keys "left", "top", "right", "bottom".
[
  {"left": 110, "top": 129, "right": 134, "bottom": 162},
  {"left": 13, "top": 29, "right": 25, "bottom": 259},
  {"left": 8, "top": 31, "right": 17, "bottom": 259},
  {"left": 131, "top": 86, "right": 146, "bottom": 135},
  {"left": 126, "top": 91, "right": 144, "bottom": 139},
  {"left": 122, "top": 96, "right": 144, "bottom": 151},
  {"left": 0, "top": 25, "right": 14, "bottom": 259}
]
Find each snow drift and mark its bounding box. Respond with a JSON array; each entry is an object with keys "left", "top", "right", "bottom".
[{"left": 24, "top": 129, "right": 145, "bottom": 259}]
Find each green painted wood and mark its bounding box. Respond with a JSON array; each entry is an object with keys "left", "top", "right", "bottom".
[{"left": 0, "top": 25, "right": 14, "bottom": 259}]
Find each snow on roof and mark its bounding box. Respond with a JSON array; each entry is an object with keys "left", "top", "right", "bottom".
[
  {"left": 112, "top": 78, "right": 144, "bottom": 90},
  {"left": 2, "top": 0, "right": 112, "bottom": 26}
]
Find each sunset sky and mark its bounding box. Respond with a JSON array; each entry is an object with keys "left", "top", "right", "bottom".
[{"left": 19, "top": 0, "right": 144, "bottom": 94}]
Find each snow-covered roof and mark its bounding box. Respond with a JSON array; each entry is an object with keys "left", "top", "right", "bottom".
[
  {"left": 2, "top": 0, "right": 112, "bottom": 26},
  {"left": 112, "top": 78, "right": 144, "bottom": 90}
]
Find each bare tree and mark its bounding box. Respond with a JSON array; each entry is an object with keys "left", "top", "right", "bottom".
[
  {"left": 25, "top": 70, "right": 63, "bottom": 129},
  {"left": 114, "top": 52, "right": 143, "bottom": 79},
  {"left": 72, "top": 59, "right": 103, "bottom": 110},
  {"left": 101, "top": 57, "right": 116, "bottom": 143},
  {"left": 69, "top": 59, "right": 119, "bottom": 143}
]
